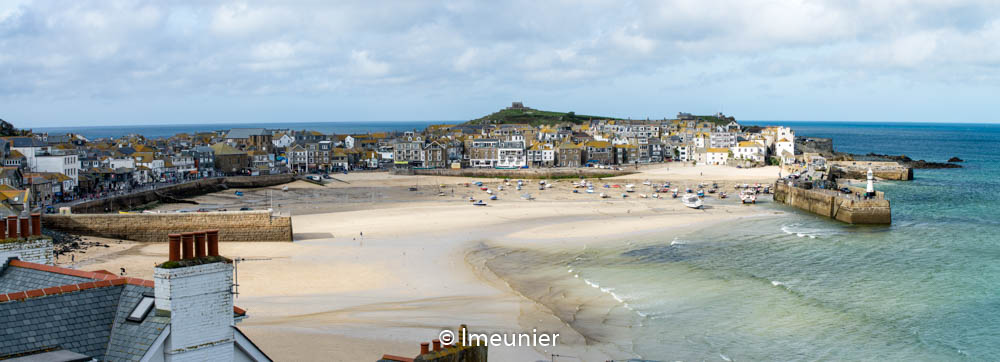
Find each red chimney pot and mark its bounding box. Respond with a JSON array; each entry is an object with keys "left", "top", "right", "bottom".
[
  {"left": 420, "top": 342, "right": 429, "bottom": 355},
  {"left": 30, "top": 213, "right": 42, "bottom": 236},
  {"left": 194, "top": 231, "right": 207, "bottom": 258},
  {"left": 206, "top": 229, "right": 220, "bottom": 257},
  {"left": 6, "top": 216, "right": 16, "bottom": 239},
  {"left": 19, "top": 216, "right": 30, "bottom": 238},
  {"left": 181, "top": 232, "right": 195, "bottom": 259},
  {"left": 432, "top": 339, "right": 441, "bottom": 352},
  {"left": 168, "top": 234, "right": 182, "bottom": 262}
]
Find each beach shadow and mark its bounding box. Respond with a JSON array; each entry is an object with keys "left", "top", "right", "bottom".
[{"left": 294, "top": 232, "right": 334, "bottom": 241}]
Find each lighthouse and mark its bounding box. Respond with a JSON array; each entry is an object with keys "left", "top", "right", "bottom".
[{"left": 866, "top": 168, "right": 875, "bottom": 197}]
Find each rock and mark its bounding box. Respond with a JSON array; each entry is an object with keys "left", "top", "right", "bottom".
[{"left": 948, "top": 157, "right": 964, "bottom": 162}]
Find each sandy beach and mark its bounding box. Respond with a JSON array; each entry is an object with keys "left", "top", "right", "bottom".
[{"left": 63, "top": 164, "right": 783, "bottom": 361}]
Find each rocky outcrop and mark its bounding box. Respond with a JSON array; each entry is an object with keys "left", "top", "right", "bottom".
[
  {"left": 864, "top": 153, "right": 962, "bottom": 169},
  {"left": 948, "top": 157, "right": 964, "bottom": 163}
]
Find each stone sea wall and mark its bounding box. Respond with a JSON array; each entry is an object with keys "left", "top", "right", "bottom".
[
  {"left": 70, "top": 174, "right": 294, "bottom": 213},
  {"left": 828, "top": 161, "right": 913, "bottom": 181},
  {"left": 41, "top": 211, "right": 292, "bottom": 242},
  {"left": 773, "top": 182, "right": 891, "bottom": 224}
]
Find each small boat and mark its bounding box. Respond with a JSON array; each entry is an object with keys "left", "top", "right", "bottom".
[
  {"left": 682, "top": 193, "right": 704, "bottom": 209},
  {"left": 409, "top": 187, "right": 418, "bottom": 192},
  {"left": 639, "top": 194, "right": 648, "bottom": 198},
  {"left": 438, "top": 192, "right": 446, "bottom": 196},
  {"left": 486, "top": 189, "right": 493, "bottom": 194},
  {"left": 490, "top": 195, "right": 497, "bottom": 200},
  {"left": 625, "top": 184, "right": 635, "bottom": 192},
  {"left": 652, "top": 193, "right": 659, "bottom": 198},
  {"left": 600, "top": 193, "right": 609, "bottom": 198},
  {"left": 586, "top": 188, "right": 595, "bottom": 194},
  {"left": 642, "top": 180, "right": 651, "bottom": 186},
  {"left": 538, "top": 185, "right": 545, "bottom": 190},
  {"left": 573, "top": 189, "right": 579, "bottom": 193},
  {"left": 685, "top": 187, "right": 693, "bottom": 193},
  {"left": 480, "top": 187, "right": 488, "bottom": 191},
  {"left": 672, "top": 191, "right": 679, "bottom": 198},
  {"left": 468, "top": 197, "right": 475, "bottom": 202},
  {"left": 521, "top": 193, "right": 534, "bottom": 200},
  {"left": 473, "top": 200, "right": 488, "bottom": 206},
  {"left": 498, "top": 185, "right": 504, "bottom": 191},
  {"left": 235, "top": 191, "right": 243, "bottom": 197},
  {"left": 708, "top": 188, "right": 717, "bottom": 194},
  {"left": 740, "top": 190, "right": 757, "bottom": 204},
  {"left": 719, "top": 191, "right": 728, "bottom": 199},
  {"left": 282, "top": 186, "right": 288, "bottom": 192},
  {"left": 697, "top": 189, "right": 705, "bottom": 198},
  {"left": 621, "top": 193, "right": 628, "bottom": 198}
]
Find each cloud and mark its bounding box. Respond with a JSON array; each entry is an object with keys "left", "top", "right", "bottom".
[{"left": 3, "top": 0, "right": 1000, "bottom": 125}]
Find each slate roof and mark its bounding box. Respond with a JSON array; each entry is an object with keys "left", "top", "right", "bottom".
[
  {"left": 0, "top": 284, "right": 123, "bottom": 359},
  {"left": 0, "top": 266, "right": 92, "bottom": 294},
  {"left": 6, "top": 137, "right": 47, "bottom": 148},
  {"left": 0, "top": 260, "right": 248, "bottom": 361},
  {"left": 226, "top": 128, "right": 268, "bottom": 139}
]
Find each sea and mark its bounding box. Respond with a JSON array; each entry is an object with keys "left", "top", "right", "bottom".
[
  {"left": 472, "top": 122, "right": 1000, "bottom": 361},
  {"left": 33, "top": 121, "right": 460, "bottom": 140}
]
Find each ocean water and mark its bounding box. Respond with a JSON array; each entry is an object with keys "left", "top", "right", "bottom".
[
  {"left": 33, "top": 121, "right": 459, "bottom": 139},
  {"left": 477, "top": 122, "right": 1000, "bottom": 361}
]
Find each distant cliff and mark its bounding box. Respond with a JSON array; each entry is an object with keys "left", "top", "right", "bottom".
[{"left": 0, "top": 119, "right": 30, "bottom": 136}]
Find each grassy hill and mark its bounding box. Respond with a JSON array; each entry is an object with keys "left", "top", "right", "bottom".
[{"left": 465, "top": 107, "right": 618, "bottom": 127}]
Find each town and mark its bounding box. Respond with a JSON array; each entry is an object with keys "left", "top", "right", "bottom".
[{"left": 1, "top": 103, "right": 798, "bottom": 214}]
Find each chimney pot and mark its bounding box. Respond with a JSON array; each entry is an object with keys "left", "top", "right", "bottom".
[
  {"left": 6, "top": 216, "right": 16, "bottom": 239},
  {"left": 420, "top": 342, "right": 429, "bottom": 355},
  {"left": 181, "top": 232, "right": 195, "bottom": 259},
  {"left": 206, "top": 229, "right": 220, "bottom": 256},
  {"left": 194, "top": 232, "right": 207, "bottom": 258},
  {"left": 168, "top": 234, "right": 182, "bottom": 262},
  {"left": 432, "top": 339, "right": 441, "bottom": 352},
  {"left": 0, "top": 218, "right": 5, "bottom": 239},
  {"left": 31, "top": 213, "right": 42, "bottom": 236},
  {"left": 19, "top": 216, "right": 30, "bottom": 238}
]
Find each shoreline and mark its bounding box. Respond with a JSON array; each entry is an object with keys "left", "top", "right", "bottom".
[{"left": 57, "top": 165, "right": 784, "bottom": 361}]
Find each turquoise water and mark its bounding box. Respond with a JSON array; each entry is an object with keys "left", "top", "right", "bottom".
[{"left": 481, "top": 122, "right": 1000, "bottom": 360}]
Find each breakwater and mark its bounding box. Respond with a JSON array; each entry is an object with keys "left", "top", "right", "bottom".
[
  {"left": 70, "top": 174, "right": 294, "bottom": 213},
  {"left": 393, "top": 168, "right": 633, "bottom": 179},
  {"left": 41, "top": 210, "right": 293, "bottom": 242},
  {"left": 773, "top": 182, "right": 891, "bottom": 224}
]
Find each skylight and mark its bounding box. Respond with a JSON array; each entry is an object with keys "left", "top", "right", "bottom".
[{"left": 127, "top": 296, "right": 155, "bottom": 322}]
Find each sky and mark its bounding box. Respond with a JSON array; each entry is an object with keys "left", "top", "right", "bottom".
[{"left": 3, "top": 0, "right": 1000, "bottom": 128}]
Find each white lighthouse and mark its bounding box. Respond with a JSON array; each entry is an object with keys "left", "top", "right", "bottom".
[{"left": 866, "top": 168, "right": 874, "bottom": 196}]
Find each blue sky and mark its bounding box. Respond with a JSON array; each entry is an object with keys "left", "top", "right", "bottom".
[{"left": 3, "top": 0, "right": 1000, "bottom": 127}]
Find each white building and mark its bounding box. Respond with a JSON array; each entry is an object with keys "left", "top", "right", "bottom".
[
  {"left": 34, "top": 154, "right": 79, "bottom": 188},
  {"left": 705, "top": 148, "right": 729, "bottom": 165},
  {"left": 732, "top": 141, "right": 766, "bottom": 163},
  {"left": 497, "top": 140, "right": 526, "bottom": 168}
]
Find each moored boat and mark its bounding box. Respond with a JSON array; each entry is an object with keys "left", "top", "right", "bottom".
[{"left": 682, "top": 193, "right": 704, "bottom": 209}]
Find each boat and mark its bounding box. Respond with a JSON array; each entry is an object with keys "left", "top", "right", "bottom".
[
  {"left": 697, "top": 189, "right": 705, "bottom": 198},
  {"left": 235, "top": 191, "right": 243, "bottom": 197},
  {"left": 685, "top": 187, "right": 693, "bottom": 193},
  {"left": 408, "top": 187, "right": 418, "bottom": 192},
  {"left": 521, "top": 193, "right": 534, "bottom": 200},
  {"left": 621, "top": 193, "right": 628, "bottom": 198},
  {"left": 642, "top": 180, "right": 651, "bottom": 186},
  {"left": 282, "top": 186, "right": 288, "bottom": 192},
  {"left": 652, "top": 193, "right": 659, "bottom": 198},
  {"left": 708, "top": 188, "right": 717, "bottom": 194},
  {"left": 438, "top": 192, "right": 446, "bottom": 196},
  {"left": 672, "top": 191, "right": 678, "bottom": 198},
  {"left": 625, "top": 184, "right": 635, "bottom": 192},
  {"left": 600, "top": 193, "right": 609, "bottom": 198},
  {"left": 498, "top": 185, "right": 504, "bottom": 191},
  {"left": 473, "top": 200, "right": 488, "bottom": 206},
  {"left": 682, "top": 193, "right": 704, "bottom": 209},
  {"left": 719, "top": 191, "right": 728, "bottom": 199},
  {"left": 486, "top": 189, "right": 493, "bottom": 194},
  {"left": 468, "top": 197, "right": 475, "bottom": 202},
  {"left": 740, "top": 190, "right": 757, "bottom": 204},
  {"left": 490, "top": 195, "right": 498, "bottom": 200},
  {"left": 639, "top": 194, "right": 648, "bottom": 198},
  {"left": 586, "top": 188, "right": 595, "bottom": 194}
]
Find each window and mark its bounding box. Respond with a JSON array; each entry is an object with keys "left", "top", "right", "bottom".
[{"left": 127, "top": 296, "right": 155, "bottom": 322}]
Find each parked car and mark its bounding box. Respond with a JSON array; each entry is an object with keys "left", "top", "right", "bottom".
[
  {"left": 240, "top": 207, "right": 253, "bottom": 211},
  {"left": 840, "top": 187, "right": 852, "bottom": 194}
]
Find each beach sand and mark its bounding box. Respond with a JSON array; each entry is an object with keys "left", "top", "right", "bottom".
[{"left": 65, "top": 165, "right": 782, "bottom": 361}]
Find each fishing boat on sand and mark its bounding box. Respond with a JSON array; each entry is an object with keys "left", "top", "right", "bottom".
[
  {"left": 473, "top": 200, "right": 487, "bottom": 206},
  {"left": 740, "top": 190, "right": 757, "bottom": 204},
  {"left": 682, "top": 193, "right": 704, "bottom": 209}
]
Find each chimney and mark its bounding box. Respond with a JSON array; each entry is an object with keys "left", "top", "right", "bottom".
[
  {"left": 432, "top": 339, "right": 441, "bottom": 352},
  {"left": 194, "top": 231, "right": 207, "bottom": 258},
  {"left": 168, "top": 234, "right": 181, "bottom": 262},
  {"left": 420, "top": 342, "right": 429, "bottom": 355},
  {"left": 206, "top": 229, "right": 219, "bottom": 257},
  {"left": 181, "top": 232, "right": 194, "bottom": 259},
  {"left": 30, "top": 214, "right": 41, "bottom": 236},
  {"left": 0, "top": 218, "right": 5, "bottom": 239},
  {"left": 6, "top": 216, "right": 17, "bottom": 239},
  {"left": 19, "top": 216, "right": 29, "bottom": 238},
  {"left": 154, "top": 234, "right": 235, "bottom": 360}
]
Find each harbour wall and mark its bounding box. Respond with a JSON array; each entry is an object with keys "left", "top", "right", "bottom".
[
  {"left": 773, "top": 182, "right": 891, "bottom": 224},
  {"left": 394, "top": 168, "right": 633, "bottom": 179},
  {"left": 40, "top": 210, "right": 293, "bottom": 242},
  {"left": 828, "top": 161, "right": 913, "bottom": 181},
  {"left": 70, "top": 174, "right": 295, "bottom": 213}
]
